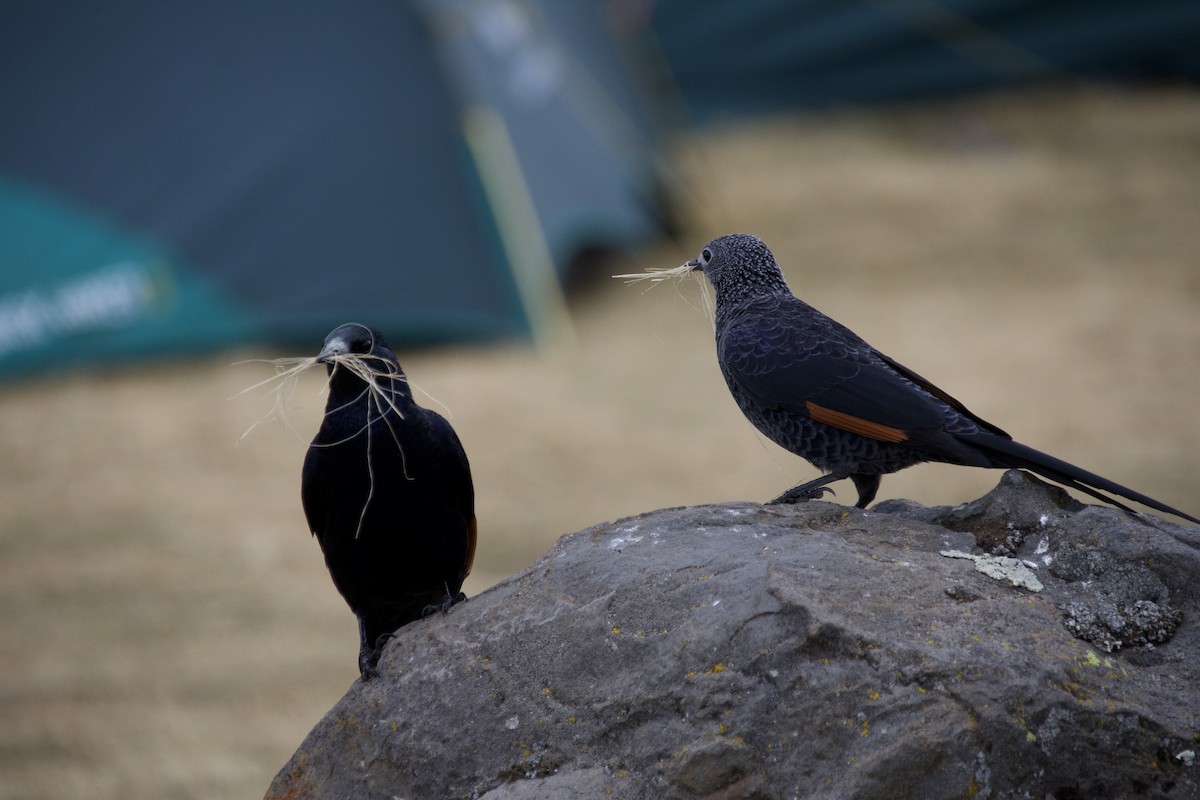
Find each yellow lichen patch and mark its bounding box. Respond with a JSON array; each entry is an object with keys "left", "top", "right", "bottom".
[{"left": 1063, "top": 681, "right": 1092, "bottom": 703}]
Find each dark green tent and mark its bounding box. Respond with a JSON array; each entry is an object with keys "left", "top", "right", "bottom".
[
  {"left": 648, "top": 0, "right": 1200, "bottom": 121},
  {"left": 0, "top": 1, "right": 668, "bottom": 380}
]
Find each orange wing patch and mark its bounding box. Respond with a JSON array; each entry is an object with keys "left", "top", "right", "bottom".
[
  {"left": 463, "top": 514, "right": 478, "bottom": 578},
  {"left": 805, "top": 401, "right": 909, "bottom": 443}
]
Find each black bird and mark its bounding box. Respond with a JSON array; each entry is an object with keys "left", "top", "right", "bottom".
[
  {"left": 677, "top": 233, "right": 1198, "bottom": 524},
  {"left": 301, "top": 323, "right": 477, "bottom": 678}
]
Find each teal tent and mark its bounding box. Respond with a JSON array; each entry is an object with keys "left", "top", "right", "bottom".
[
  {"left": 648, "top": 0, "right": 1200, "bottom": 121},
  {"left": 0, "top": 1, "right": 668, "bottom": 380}
]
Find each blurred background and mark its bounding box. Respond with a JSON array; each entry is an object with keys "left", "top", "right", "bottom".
[{"left": 2, "top": 2, "right": 1199, "bottom": 797}]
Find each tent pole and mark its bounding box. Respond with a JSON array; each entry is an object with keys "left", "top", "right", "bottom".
[{"left": 461, "top": 106, "right": 575, "bottom": 353}]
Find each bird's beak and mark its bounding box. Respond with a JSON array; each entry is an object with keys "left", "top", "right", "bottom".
[
  {"left": 316, "top": 337, "right": 347, "bottom": 363},
  {"left": 684, "top": 258, "right": 701, "bottom": 272}
]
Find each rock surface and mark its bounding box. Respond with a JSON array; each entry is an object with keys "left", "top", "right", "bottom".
[{"left": 265, "top": 471, "right": 1200, "bottom": 799}]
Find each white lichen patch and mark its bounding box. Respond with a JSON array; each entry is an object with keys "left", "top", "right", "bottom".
[
  {"left": 941, "top": 550, "right": 1044, "bottom": 592},
  {"left": 608, "top": 533, "right": 644, "bottom": 550},
  {"left": 721, "top": 506, "right": 757, "bottom": 516}
]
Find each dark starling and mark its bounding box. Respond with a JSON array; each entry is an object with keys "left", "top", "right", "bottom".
[
  {"left": 677, "top": 233, "right": 1198, "bottom": 524},
  {"left": 301, "top": 323, "right": 477, "bottom": 678}
]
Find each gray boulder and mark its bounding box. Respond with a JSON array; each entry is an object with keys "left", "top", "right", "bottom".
[{"left": 265, "top": 471, "right": 1199, "bottom": 799}]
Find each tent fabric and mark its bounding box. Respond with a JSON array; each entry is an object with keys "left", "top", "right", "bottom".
[
  {"left": 0, "top": 1, "right": 667, "bottom": 380},
  {"left": 649, "top": 0, "right": 1200, "bottom": 122},
  {"left": 0, "top": 178, "right": 257, "bottom": 377}
]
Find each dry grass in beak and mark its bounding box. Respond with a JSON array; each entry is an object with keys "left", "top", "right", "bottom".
[
  {"left": 234, "top": 351, "right": 417, "bottom": 533},
  {"left": 232, "top": 352, "right": 409, "bottom": 445},
  {"left": 613, "top": 262, "right": 715, "bottom": 329},
  {"left": 612, "top": 262, "right": 695, "bottom": 285},
  {"left": 231, "top": 355, "right": 322, "bottom": 442}
]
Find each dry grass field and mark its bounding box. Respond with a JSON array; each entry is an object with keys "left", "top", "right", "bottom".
[{"left": 1, "top": 86, "right": 1198, "bottom": 799}]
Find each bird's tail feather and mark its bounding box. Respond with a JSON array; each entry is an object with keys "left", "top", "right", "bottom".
[{"left": 965, "top": 433, "right": 1199, "bottom": 525}]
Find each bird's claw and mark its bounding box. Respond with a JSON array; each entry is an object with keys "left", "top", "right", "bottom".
[
  {"left": 768, "top": 485, "right": 836, "bottom": 505},
  {"left": 358, "top": 646, "right": 384, "bottom": 680},
  {"left": 356, "top": 631, "right": 398, "bottom": 680},
  {"left": 421, "top": 590, "right": 467, "bottom": 618}
]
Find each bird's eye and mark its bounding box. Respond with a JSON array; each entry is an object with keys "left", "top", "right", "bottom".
[
  {"left": 350, "top": 324, "right": 374, "bottom": 353},
  {"left": 701, "top": 248, "right": 712, "bottom": 263}
]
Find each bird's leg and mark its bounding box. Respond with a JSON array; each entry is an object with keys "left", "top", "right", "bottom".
[
  {"left": 422, "top": 582, "right": 467, "bottom": 618},
  {"left": 357, "top": 616, "right": 381, "bottom": 680},
  {"left": 367, "top": 631, "right": 396, "bottom": 673},
  {"left": 850, "top": 473, "right": 881, "bottom": 508},
  {"left": 768, "top": 472, "right": 845, "bottom": 505}
]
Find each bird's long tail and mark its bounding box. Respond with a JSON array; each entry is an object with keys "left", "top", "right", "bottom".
[{"left": 965, "top": 433, "right": 1198, "bottom": 525}]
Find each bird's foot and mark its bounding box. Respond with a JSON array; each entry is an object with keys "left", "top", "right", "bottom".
[
  {"left": 421, "top": 587, "right": 467, "bottom": 618},
  {"left": 767, "top": 473, "right": 847, "bottom": 505},
  {"left": 356, "top": 631, "right": 397, "bottom": 680},
  {"left": 355, "top": 616, "right": 385, "bottom": 680},
  {"left": 768, "top": 485, "right": 836, "bottom": 505},
  {"left": 358, "top": 645, "right": 383, "bottom": 680}
]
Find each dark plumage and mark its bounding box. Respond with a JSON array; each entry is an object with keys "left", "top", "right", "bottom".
[
  {"left": 301, "top": 323, "right": 477, "bottom": 678},
  {"left": 682, "top": 233, "right": 1198, "bottom": 525}
]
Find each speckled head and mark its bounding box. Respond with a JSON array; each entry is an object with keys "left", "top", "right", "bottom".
[{"left": 685, "top": 233, "right": 790, "bottom": 304}]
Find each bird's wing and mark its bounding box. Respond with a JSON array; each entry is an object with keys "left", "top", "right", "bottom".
[
  {"left": 300, "top": 446, "right": 330, "bottom": 540},
  {"left": 420, "top": 408, "right": 478, "bottom": 579},
  {"left": 873, "top": 351, "right": 1010, "bottom": 438},
  {"left": 718, "top": 308, "right": 984, "bottom": 447},
  {"left": 463, "top": 514, "right": 478, "bottom": 578}
]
